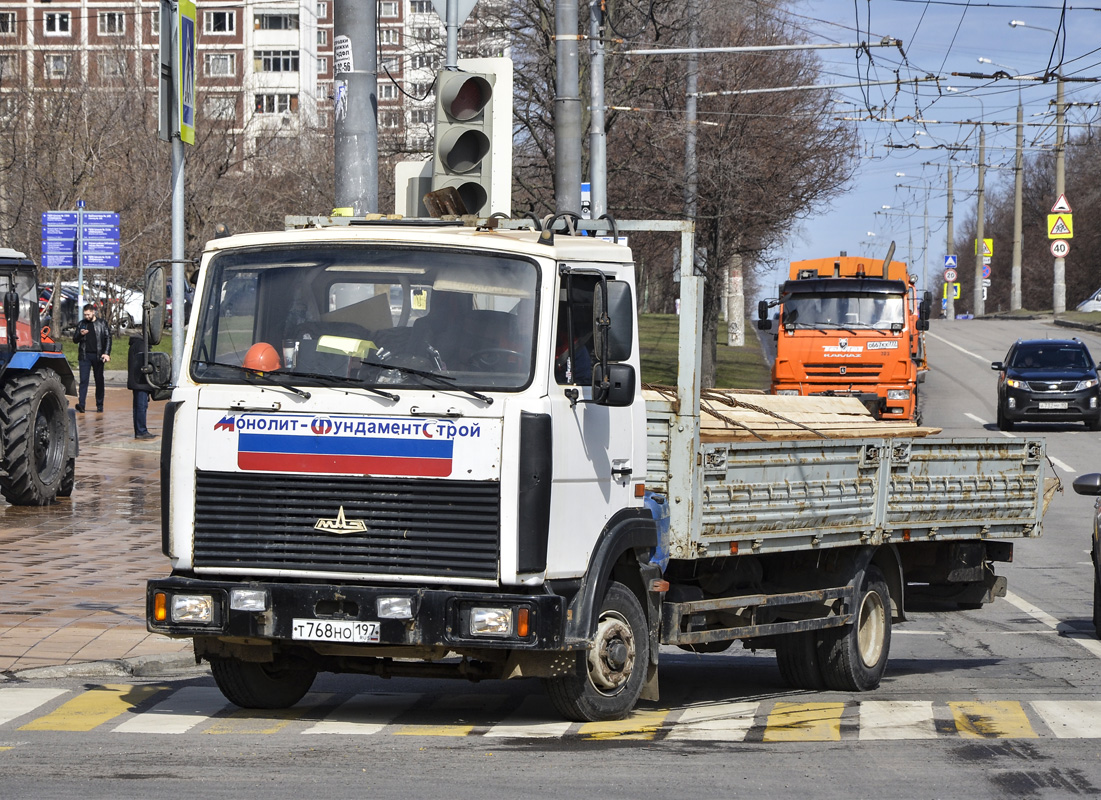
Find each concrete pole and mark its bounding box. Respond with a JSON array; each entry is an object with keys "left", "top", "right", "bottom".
[
  {"left": 1011, "top": 100, "right": 1024, "bottom": 310},
  {"left": 684, "top": 0, "right": 698, "bottom": 222},
  {"left": 554, "top": 0, "right": 582, "bottom": 213},
  {"left": 1053, "top": 77, "right": 1066, "bottom": 314},
  {"left": 973, "top": 127, "right": 986, "bottom": 317},
  {"left": 726, "top": 254, "right": 743, "bottom": 346},
  {"left": 333, "top": 0, "right": 378, "bottom": 214},
  {"left": 171, "top": 138, "right": 185, "bottom": 380},
  {"left": 588, "top": 1, "right": 607, "bottom": 218},
  {"left": 946, "top": 166, "right": 955, "bottom": 320}
]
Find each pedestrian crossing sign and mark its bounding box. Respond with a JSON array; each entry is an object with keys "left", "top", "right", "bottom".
[
  {"left": 1048, "top": 214, "right": 1073, "bottom": 239},
  {"left": 974, "top": 239, "right": 993, "bottom": 256}
]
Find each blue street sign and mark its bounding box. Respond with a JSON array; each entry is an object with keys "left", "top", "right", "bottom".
[
  {"left": 42, "top": 240, "right": 77, "bottom": 254},
  {"left": 41, "top": 212, "right": 78, "bottom": 226},
  {"left": 41, "top": 227, "right": 77, "bottom": 240},
  {"left": 81, "top": 212, "right": 119, "bottom": 225},
  {"left": 944, "top": 254, "right": 957, "bottom": 269},
  {"left": 82, "top": 240, "right": 120, "bottom": 254},
  {"left": 83, "top": 253, "right": 120, "bottom": 268},
  {"left": 81, "top": 226, "right": 120, "bottom": 240},
  {"left": 43, "top": 254, "right": 75, "bottom": 268}
]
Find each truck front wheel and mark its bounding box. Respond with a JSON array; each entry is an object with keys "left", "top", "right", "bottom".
[
  {"left": 0, "top": 371, "right": 69, "bottom": 505},
  {"left": 545, "top": 581, "right": 648, "bottom": 722},
  {"left": 818, "top": 566, "right": 892, "bottom": 691},
  {"left": 209, "top": 656, "right": 317, "bottom": 709}
]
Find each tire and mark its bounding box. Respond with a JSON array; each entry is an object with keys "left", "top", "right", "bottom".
[
  {"left": 57, "top": 458, "right": 75, "bottom": 498},
  {"left": 1088, "top": 415, "right": 1101, "bottom": 432},
  {"left": 209, "top": 656, "right": 317, "bottom": 709},
  {"left": 997, "top": 406, "right": 1014, "bottom": 432},
  {"left": 1093, "top": 555, "right": 1101, "bottom": 637},
  {"left": 775, "top": 631, "right": 825, "bottom": 690},
  {"left": 544, "top": 581, "right": 648, "bottom": 722},
  {"left": 818, "top": 566, "right": 892, "bottom": 691},
  {"left": 0, "top": 371, "right": 70, "bottom": 505}
]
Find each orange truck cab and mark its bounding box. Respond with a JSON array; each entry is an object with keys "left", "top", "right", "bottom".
[{"left": 757, "top": 253, "right": 932, "bottom": 423}]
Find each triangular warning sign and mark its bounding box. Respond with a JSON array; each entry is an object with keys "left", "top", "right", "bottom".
[
  {"left": 1052, "top": 194, "right": 1072, "bottom": 213},
  {"left": 1050, "top": 216, "right": 1071, "bottom": 236}
]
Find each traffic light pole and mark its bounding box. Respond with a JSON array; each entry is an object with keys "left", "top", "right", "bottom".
[
  {"left": 946, "top": 167, "right": 955, "bottom": 320},
  {"left": 973, "top": 127, "right": 985, "bottom": 317},
  {"left": 333, "top": 0, "right": 378, "bottom": 214}
]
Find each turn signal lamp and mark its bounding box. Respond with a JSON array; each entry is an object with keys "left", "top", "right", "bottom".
[{"left": 154, "top": 592, "right": 167, "bottom": 622}]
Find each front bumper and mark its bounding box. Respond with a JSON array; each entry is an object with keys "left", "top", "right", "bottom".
[
  {"left": 147, "top": 576, "right": 568, "bottom": 652},
  {"left": 1003, "top": 386, "right": 1100, "bottom": 423}
]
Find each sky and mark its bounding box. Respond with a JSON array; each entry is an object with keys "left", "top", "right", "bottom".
[{"left": 761, "top": 0, "right": 1101, "bottom": 301}]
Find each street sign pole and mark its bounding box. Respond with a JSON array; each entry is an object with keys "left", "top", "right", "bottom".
[{"left": 76, "top": 200, "right": 84, "bottom": 310}]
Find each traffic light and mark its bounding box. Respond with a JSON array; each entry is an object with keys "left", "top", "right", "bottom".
[{"left": 430, "top": 58, "right": 512, "bottom": 217}]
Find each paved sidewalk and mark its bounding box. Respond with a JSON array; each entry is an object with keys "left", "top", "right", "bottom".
[{"left": 0, "top": 386, "right": 194, "bottom": 678}]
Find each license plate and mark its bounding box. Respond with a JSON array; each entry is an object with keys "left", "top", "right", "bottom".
[
  {"left": 291, "top": 618, "right": 380, "bottom": 643},
  {"left": 1038, "top": 401, "right": 1068, "bottom": 410}
]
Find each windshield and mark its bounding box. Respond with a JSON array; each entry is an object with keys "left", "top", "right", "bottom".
[
  {"left": 782, "top": 292, "right": 905, "bottom": 330},
  {"left": 191, "top": 244, "right": 539, "bottom": 391},
  {"left": 1009, "top": 344, "right": 1092, "bottom": 370}
]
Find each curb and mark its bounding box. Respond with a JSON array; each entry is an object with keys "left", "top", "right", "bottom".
[{"left": 3, "top": 653, "right": 203, "bottom": 682}]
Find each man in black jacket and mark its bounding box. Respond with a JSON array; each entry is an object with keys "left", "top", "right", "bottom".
[{"left": 73, "top": 304, "right": 111, "bottom": 412}]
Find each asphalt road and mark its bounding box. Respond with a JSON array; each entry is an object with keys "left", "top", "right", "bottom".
[{"left": 2, "top": 317, "right": 1101, "bottom": 799}]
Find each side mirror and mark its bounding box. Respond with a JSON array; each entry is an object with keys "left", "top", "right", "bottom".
[
  {"left": 757, "top": 318, "right": 772, "bottom": 331},
  {"left": 757, "top": 300, "right": 769, "bottom": 320},
  {"left": 144, "top": 265, "right": 167, "bottom": 346},
  {"left": 3, "top": 289, "right": 19, "bottom": 323},
  {"left": 592, "top": 280, "right": 633, "bottom": 364},
  {"left": 1072, "top": 473, "right": 1101, "bottom": 496},
  {"left": 592, "top": 362, "right": 635, "bottom": 407},
  {"left": 991, "top": 362, "right": 1003, "bottom": 371}
]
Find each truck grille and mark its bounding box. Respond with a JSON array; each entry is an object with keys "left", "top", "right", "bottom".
[
  {"left": 193, "top": 471, "right": 500, "bottom": 580},
  {"left": 802, "top": 362, "right": 884, "bottom": 380}
]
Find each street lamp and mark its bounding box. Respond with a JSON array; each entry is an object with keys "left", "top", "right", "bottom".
[{"left": 1010, "top": 19, "right": 1066, "bottom": 313}]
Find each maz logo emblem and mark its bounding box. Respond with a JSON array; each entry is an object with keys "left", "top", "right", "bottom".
[{"left": 314, "top": 506, "right": 367, "bottom": 534}]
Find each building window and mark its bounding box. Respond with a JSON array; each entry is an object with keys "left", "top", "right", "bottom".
[
  {"left": 380, "top": 110, "right": 400, "bottom": 129},
  {"left": 98, "top": 12, "right": 125, "bottom": 35},
  {"left": 44, "top": 12, "right": 71, "bottom": 35},
  {"left": 255, "top": 93, "right": 297, "bottom": 114},
  {"left": 0, "top": 95, "right": 16, "bottom": 119},
  {"left": 255, "top": 50, "right": 299, "bottom": 72},
  {"left": 151, "top": 8, "right": 160, "bottom": 35},
  {"left": 98, "top": 53, "right": 126, "bottom": 78},
  {"left": 317, "top": 56, "right": 328, "bottom": 73},
  {"left": 411, "top": 1, "right": 432, "bottom": 13},
  {"left": 0, "top": 12, "right": 16, "bottom": 35},
  {"left": 204, "top": 53, "right": 236, "bottom": 77},
  {"left": 410, "top": 109, "right": 432, "bottom": 125},
  {"left": 409, "top": 82, "right": 431, "bottom": 97},
  {"left": 205, "top": 96, "right": 236, "bottom": 120},
  {"left": 0, "top": 54, "right": 17, "bottom": 78},
  {"left": 414, "top": 26, "right": 437, "bottom": 42},
  {"left": 317, "top": 29, "right": 327, "bottom": 46},
  {"left": 316, "top": 81, "right": 331, "bottom": 98},
  {"left": 379, "top": 1, "right": 398, "bottom": 17},
  {"left": 204, "top": 11, "right": 236, "bottom": 34},
  {"left": 255, "top": 13, "right": 298, "bottom": 30},
  {"left": 379, "top": 29, "right": 399, "bottom": 46},
  {"left": 316, "top": 2, "right": 328, "bottom": 19},
  {"left": 378, "top": 83, "right": 397, "bottom": 100},
  {"left": 411, "top": 54, "right": 437, "bottom": 70},
  {"left": 46, "top": 53, "right": 71, "bottom": 78}
]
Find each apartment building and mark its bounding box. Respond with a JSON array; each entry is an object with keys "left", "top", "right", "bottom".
[{"left": 0, "top": 0, "right": 506, "bottom": 152}]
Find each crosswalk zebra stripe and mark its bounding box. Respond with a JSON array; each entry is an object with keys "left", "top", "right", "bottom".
[
  {"left": 1031, "top": 701, "right": 1101, "bottom": 739},
  {"left": 114, "top": 687, "right": 230, "bottom": 734},
  {"left": 202, "top": 693, "right": 334, "bottom": 735},
  {"left": 949, "top": 701, "right": 1038, "bottom": 739},
  {"left": 662, "top": 701, "right": 757, "bottom": 741},
  {"left": 858, "top": 701, "right": 937, "bottom": 740},
  {"left": 763, "top": 702, "right": 844, "bottom": 742},
  {"left": 303, "top": 693, "right": 419, "bottom": 735},
  {"left": 578, "top": 708, "right": 669, "bottom": 740},
  {"left": 18, "top": 684, "right": 165, "bottom": 732},
  {"left": 481, "top": 696, "right": 574, "bottom": 738},
  {"left": 0, "top": 688, "right": 68, "bottom": 727}
]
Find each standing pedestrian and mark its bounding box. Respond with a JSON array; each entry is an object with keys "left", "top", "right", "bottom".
[
  {"left": 128, "top": 336, "right": 155, "bottom": 439},
  {"left": 73, "top": 303, "right": 111, "bottom": 413}
]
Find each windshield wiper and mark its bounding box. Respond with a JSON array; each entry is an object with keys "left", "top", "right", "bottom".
[
  {"left": 289, "top": 369, "right": 400, "bottom": 402},
  {"left": 361, "top": 359, "right": 493, "bottom": 404},
  {"left": 193, "top": 359, "right": 312, "bottom": 399},
  {"left": 786, "top": 322, "right": 860, "bottom": 336}
]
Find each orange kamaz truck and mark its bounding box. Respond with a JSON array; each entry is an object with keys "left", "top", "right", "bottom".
[{"left": 757, "top": 251, "right": 931, "bottom": 423}]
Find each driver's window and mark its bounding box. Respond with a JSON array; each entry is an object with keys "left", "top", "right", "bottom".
[{"left": 554, "top": 275, "right": 596, "bottom": 386}]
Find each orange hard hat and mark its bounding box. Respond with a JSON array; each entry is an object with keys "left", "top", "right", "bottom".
[{"left": 243, "top": 342, "right": 281, "bottom": 372}]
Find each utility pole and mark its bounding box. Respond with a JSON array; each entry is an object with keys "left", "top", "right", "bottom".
[
  {"left": 1053, "top": 77, "right": 1066, "bottom": 313},
  {"left": 973, "top": 127, "right": 986, "bottom": 317},
  {"left": 588, "top": 0, "right": 607, "bottom": 218},
  {"left": 554, "top": 0, "right": 581, "bottom": 213},
  {"left": 333, "top": 0, "right": 377, "bottom": 213},
  {"left": 946, "top": 167, "right": 955, "bottom": 320},
  {"left": 1011, "top": 100, "right": 1024, "bottom": 310}
]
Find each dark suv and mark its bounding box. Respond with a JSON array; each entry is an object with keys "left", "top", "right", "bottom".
[{"left": 992, "top": 338, "right": 1101, "bottom": 431}]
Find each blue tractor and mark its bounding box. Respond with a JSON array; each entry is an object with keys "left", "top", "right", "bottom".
[{"left": 0, "top": 248, "right": 78, "bottom": 504}]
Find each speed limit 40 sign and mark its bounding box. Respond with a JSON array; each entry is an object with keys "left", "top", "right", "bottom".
[{"left": 1051, "top": 239, "right": 1070, "bottom": 258}]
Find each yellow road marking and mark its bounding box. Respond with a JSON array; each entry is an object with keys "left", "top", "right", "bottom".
[
  {"left": 949, "top": 701, "right": 1037, "bottom": 739},
  {"left": 18, "top": 684, "right": 166, "bottom": 732},
  {"left": 578, "top": 709, "right": 669, "bottom": 740},
  {"left": 393, "top": 694, "right": 507, "bottom": 737},
  {"left": 203, "top": 694, "right": 333, "bottom": 735},
  {"left": 763, "top": 702, "right": 845, "bottom": 742}
]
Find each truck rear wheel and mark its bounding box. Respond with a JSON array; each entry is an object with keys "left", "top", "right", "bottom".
[
  {"left": 0, "top": 371, "right": 69, "bottom": 505},
  {"left": 818, "top": 566, "right": 891, "bottom": 691},
  {"left": 209, "top": 656, "right": 317, "bottom": 709},
  {"left": 775, "top": 631, "right": 825, "bottom": 690},
  {"left": 545, "top": 581, "right": 648, "bottom": 722}
]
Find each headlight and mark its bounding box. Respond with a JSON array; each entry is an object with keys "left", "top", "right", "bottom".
[
  {"left": 230, "top": 589, "right": 268, "bottom": 611},
  {"left": 171, "top": 594, "right": 214, "bottom": 623},
  {"left": 1006, "top": 378, "right": 1026, "bottom": 389},
  {"left": 1076, "top": 378, "right": 1099, "bottom": 391},
  {"left": 886, "top": 389, "right": 910, "bottom": 400},
  {"left": 470, "top": 607, "right": 513, "bottom": 637},
  {"left": 377, "top": 596, "right": 413, "bottom": 619}
]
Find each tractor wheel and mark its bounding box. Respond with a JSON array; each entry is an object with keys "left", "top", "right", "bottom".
[{"left": 0, "top": 371, "right": 70, "bottom": 505}]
